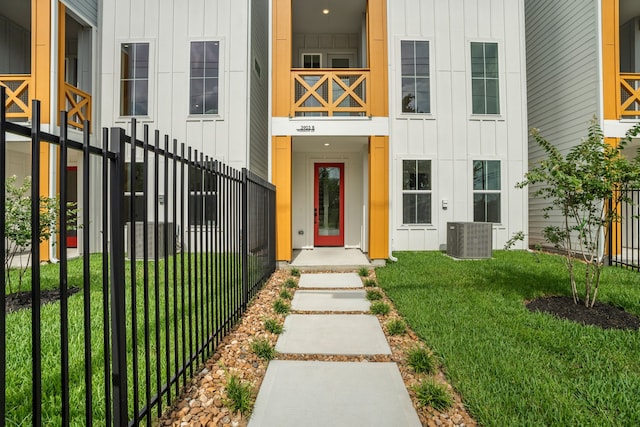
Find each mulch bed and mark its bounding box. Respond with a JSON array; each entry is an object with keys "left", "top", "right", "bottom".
[
  {"left": 526, "top": 295, "right": 640, "bottom": 330},
  {"left": 5, "top": 287, "right": 81, "bottom": 313}
]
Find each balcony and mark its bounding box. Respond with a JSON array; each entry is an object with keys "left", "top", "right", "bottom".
[
  {"left": 292, "top": 69, "right": 370, "bottom": 117},
  {"left": 1, "top": 75, "right": 31, "bottom": 120},
  {"left": 0, "top": 76, "right": 91, "bottom": 131}
]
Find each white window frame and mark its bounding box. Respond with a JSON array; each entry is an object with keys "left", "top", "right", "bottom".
[
  {"left": 188, "top": 39, "right": 222, "bottom": 118},
  {"left": 467, "top": 40, "right": 505, "bottom": 120},
  {"left": 301, "top": 53, "right": 323, "bottom": 68},
  {"left": 399, "top": 39, "right": 433, "bottom": 116},
  {"left": 400, "top": 158, "right": 433, "bottom": 226},
  {"left": 472, "top": 159, "right": 502, "bottom": 224},
  {"left": 116, "top": 40, "right": 155, "bottom": 121}
]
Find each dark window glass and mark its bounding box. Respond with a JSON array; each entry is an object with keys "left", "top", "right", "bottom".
[
  {"left": 401, "top": 41, "right": 430, "bottom": 114},
  {"left": 190, "top": 41, "right": 220, "bottom": 115},
  {"left": 120, "top": 43, "right": 149, "bottom": 116}
]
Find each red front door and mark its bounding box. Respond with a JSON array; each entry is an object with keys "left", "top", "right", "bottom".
[{"left": 314, "top": 163, "right": 344, "bottom": 247}]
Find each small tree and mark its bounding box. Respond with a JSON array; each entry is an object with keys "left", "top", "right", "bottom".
[
  {"left": 518, "top": 119, "right": 640, "bottom": 307},
  {"left": 4, "top": 175, "right": 74, "bottom": 293}
]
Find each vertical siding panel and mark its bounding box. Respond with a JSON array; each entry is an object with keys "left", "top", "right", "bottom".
[
  {"left": 490, "top": 0, "right": 505, "bottom": 40},
  {"left": 477, "top": 0, "right": 492, "bottom": 38},
  {"left": 114, "top": 0, "right": 131, "bottom": 39},
  {"left": 420, "top": 0, "right": 435, "bottom": 38},
  {"left": 172, "top": 1, "right": 188, "bottom": 74},
  {"left": 157, "top": 2, "right": 174, "bottom": 73},
  {"left": 144, "top": 0, "right": 159, "bottom": 39},
  {"left": 204, "top": 1, "right": 218, "bottom": 36},
  {"left": 434, "top": 0, "right": 451, "bottom": 70},
  {"left": 436, "top": 72, "right": 454, "bottom": 160},
  {"left": 188, "top": 0, "right": 205, "bottom": 38},
  {"left": 405, "top": 0, "right": 421, "bottom": 35},
  {"left": 480, "top": 121, "right": 496, "bottom": 155},
  {"left": 463, "top": 0, "right": 478, "bottom": 39},
  {"left": 450, "top": 0, "right": 465, "bottom": 71},
  {"left": 129, "top": 0, "right": 145, "bottom": 38}
]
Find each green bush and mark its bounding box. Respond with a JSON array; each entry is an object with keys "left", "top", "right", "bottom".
[
  {"left": 225, "top": 374, "right": 253, "bottom": 415},
  {"left": 284, "top": 278, "right": 298, "bottom": 289},
  {"left": 279, "top": 289, "right": 293, "bottom": 300},
  {"left": 412, "top": 379, "right": 453, "bottom": 411},
  {"left": 273, "top": 299, "right": 290, "bottom": 315},
  {"left": 366, "top": 289, "right": 383, "bottom": 301},
  {"left": 370, "top": 301, "right": 390, "bottom": 315},
  {"left": 407, "top": 346, "right": 436, "bottom": 374},
  {"left": 264, "top": 318, "right": 283, "bottom": 334},
  {"left": 290, "top": 268, "right": 300, "bottom": 277},
  {"left": 358, "top": 267, "right": 370, "bottom": 277},
  {"left": 250, "top": 337, "right": 276, "bottom": 361},
  {"left": 385, "top": 319, "right": 407, "bottom": 335},
  {"left": 364, "top": 278, "right": 377, "bottom": 287}
]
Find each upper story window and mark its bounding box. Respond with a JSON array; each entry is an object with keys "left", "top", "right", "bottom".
[
  {"left": 473, "top": 160, "right": 501, "bottom": 223},
  {"left": 120, "top": 43, "right": 149, "bottom": 116},
  {"left": 302, "top": 53, "right": 322, "bottom": 68},
  {"left": 190, "top": 41, "right": 220, "bottom": 115},
  {"left": 401, "top": 40, "right": 430, "bottom": 114},
  {"left": 402, "top": 160, "right": 432, "bottom": 224},
  {"left": 471, "top": 42, "right": 500, "bottom": 115},
  {"left": 188, "top": 166, "right": 217, "bottom": 227}
]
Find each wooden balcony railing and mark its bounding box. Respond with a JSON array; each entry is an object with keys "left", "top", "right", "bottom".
[
  {"left": 619, "top": 73, "right": 640, "bottom": 117},
  {"left": 61, "top": 82, "right": 92, "bottom": 131},
  {"left": 291, "top": 69, "right": 370, "bottom": 117},
  {"left": 0, "top": 75, "right": 31, "bottom": 120}
]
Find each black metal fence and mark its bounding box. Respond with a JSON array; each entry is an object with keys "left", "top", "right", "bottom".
[
  {"left": 608, "top": 190, "right": 640, "bottom": 271},
  {"left": 0, "top": 87, "right": 276, "bottom": 426}
]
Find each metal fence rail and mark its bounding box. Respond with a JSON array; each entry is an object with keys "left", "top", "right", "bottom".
[
  {"left": 609, "top": 190, "right": 640, "bottom": 271},
  {"left": 0, "top": 87, "right": 276, "bottom": 426}
]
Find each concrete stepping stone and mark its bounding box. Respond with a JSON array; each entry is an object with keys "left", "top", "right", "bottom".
[
  {"left": 275, "top": 314, "right": 390, "bottom": 355},
  {"left": 298, "top": 272, "right": 363, "bottom": 288},
  {"left": 291, "top": 290, "right": 370, "bottom": 312},
  {"left": 248, "top": 360, "right": 422, "bottom": 427}
]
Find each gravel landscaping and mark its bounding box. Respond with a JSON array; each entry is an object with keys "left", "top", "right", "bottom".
[{"left": 157, "top": 269, "right": 477, "bottom": 427}]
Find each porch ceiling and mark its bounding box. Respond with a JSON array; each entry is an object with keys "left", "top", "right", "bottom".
[
  {"left": 292, "top": 136, "right": 368, "bottom": 153},
  {"left": 292, "top": 0, "right": 366, "bottom": 34},
  {"left": 1, "top": 0, "right": 30, "bottom": 30},
  {"left": 621, "top": 1, "right": 640, "bottom": 25}
]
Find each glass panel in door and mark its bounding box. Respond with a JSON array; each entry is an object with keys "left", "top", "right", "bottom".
[{"left": 314, "top": 163, "right": 344, "bottom": 246}]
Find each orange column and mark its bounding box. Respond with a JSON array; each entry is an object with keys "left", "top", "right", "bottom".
[
  {"left": 273, "top": 0, "right": 292, "bottom": 117},
  {"left": 272, "top": 137, "right": 292, "bottom": 261},
  {"left": 32, "top": 0, "right": 54, "bottom": 261},
  {"left": 601, "top": 0, "right": 619, "bottom": 120},
  {"left": 367, "top": 0, "right": 389, "bottom": 117},
  {"left": 369, "top": 136, "right": 389, "bottom": 259}
]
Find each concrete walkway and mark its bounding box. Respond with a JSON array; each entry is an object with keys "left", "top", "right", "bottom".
[{"left": 249, "top": 272, "right": 421, "bottom": 427}]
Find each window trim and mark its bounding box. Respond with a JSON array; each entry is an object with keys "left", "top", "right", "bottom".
[
  {"left": 467, "top": 40, "right": 504, "bottom": 120},
  {"left": 116, "top": 40, "right": 155, "bottom": 122},
  {"left": 400, "top": 158, "right": 434, "bottom": 226},
  {"left": 397, "top": 38, "right": 435, "bottom": 119},
  {"left": 187, "top": 39, "right": 223, "bottom": 120},
  {"left": 472, "top": 159, "right": 502, "bottom": 224},
  {"left": 301, "top": 53, "right": 323, "bottom": 69}
]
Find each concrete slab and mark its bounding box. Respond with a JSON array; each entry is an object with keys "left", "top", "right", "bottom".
[
  {"left": 276, "top": 314, "right": 391, "bottom": 355},
  {"left": 248, "top": 360, "right": 422, "bottom": 427},
  {"left": 289, "top": 248, "right": 371, "bottom": 269},
  {"left": 291, "top": 290, "right": 370, "bottom": 312},
  {"left": 298, "top": 272, "right": 363, "bottom": 288}
]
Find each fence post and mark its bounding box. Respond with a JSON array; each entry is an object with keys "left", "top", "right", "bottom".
[
  {"left": 241, "top": 169, "right": 249, "bottom": 310},
  {"left": 109, "top": 127, "right": 128, "bottom": 426},
  {"left": 0, "top": 85, "right": 6, "bottom": 427}
]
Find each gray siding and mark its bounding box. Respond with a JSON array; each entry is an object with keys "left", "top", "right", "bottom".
[
  {"left": 249, "top": 0, "right": 269, "bottom": 180},
  {"left": 0, "top": 15, "right": 30, "bottom": 74},
  {"left": 62, "top": 0, "right": 98, "bottom": 27},
  {"left": 525, "top": 0, "right": 600, "bottom": 245}
]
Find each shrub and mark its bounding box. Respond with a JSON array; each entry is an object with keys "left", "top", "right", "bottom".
[
  {"left": 370, "top": 301, "right": 390, "bottom": 315},
  {"left": 364, "top": 278, "right": 377, "bottom": 287},
  {"left": 225, "top": 374, "right": 253, "bottom": 415},
  {"left": 407, "top": 346, "right": 436, "bottom": 374},
  {"left": 358, "top": 267, "right": 370, "bottom": 277},
  {"left": 250, "top": 337, "right": 276, "bottom": 361},
  {"left": 366, "top": 289, "right": 383, "bottom": 301},
  {"left": 279, "top": 289, "right": 293, "bottom": 300},
  {"left": 412, "top": 379, "right": 453, "bottom": 411},
  {"left": 284, "top": 278, "right": 298, "bottom": 289},
  {"left": 290, "top": 268, "right": 300, "bottom": 277},
  {"left": 385, "top": 319, "right": 407, "bottom": 335},
  {"left": 273, "top": 299, "right": 290, "bottom": 315},
  {"left": 264, "top": 318, "right": 283, "bottom": 334}
]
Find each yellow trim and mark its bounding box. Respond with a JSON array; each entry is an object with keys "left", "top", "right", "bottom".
[
  {"left": 368, "top": 136, "right": 389, "bottom": 259},
  {"left": 272, "top": 136, "right": 293, "bottom": 261},
  {"left": 602, "top": 0, "right": 619, "bottom": 120},
  {"left": 32, "top": 0, "right": 52, "bottom": 122},
  {"left": 272, "top": 0, "right": 292, "bottom": 117},
  {"left": 367, "top": 0, "right": 389, "bottom": 117}
]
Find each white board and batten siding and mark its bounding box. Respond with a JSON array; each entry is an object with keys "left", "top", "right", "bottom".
[
  {"left": 388, "top": 0, "right": 528, "bottom": 251},
  {"left": 100, "top": 0, "right": 267, "bottom": 175},
  {"left": 524, "top": 0, "right": 600, "bottom": 247}
]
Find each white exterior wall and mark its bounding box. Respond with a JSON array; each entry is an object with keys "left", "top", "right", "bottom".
[
  {"left": 100, "top": 0, "right": 252, "bottom": 171},
  {"left": 388, "top": 0, "right": 528, "bottom": 251}
]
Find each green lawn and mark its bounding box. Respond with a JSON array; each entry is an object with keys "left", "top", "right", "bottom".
[
  {"left": 4, "top": 253, "right": 249, "bottom": 426},
  {"left": 376, "top": 251, "right": 640, "bottom": 427}
]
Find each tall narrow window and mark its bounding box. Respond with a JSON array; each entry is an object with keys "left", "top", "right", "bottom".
[
  {"left": 402, "top": 160, "right": 432, "bottom": 224},
  {"left": 190, "top": 41, "right": 220, "bottom": 115},
  {"left": 120, "top": 43, "right": 149, "bottom": 116},
  {"left": 188, "top": 165, "right": 217, "bottom": 227},
  {"left": 471, "top": 42, "right": 500, "bottom": 115},
  {"left": 401, "top": 40, "right": 430, "bottom": 114},
  {"left": 473, "top": 160, "right": 501, "bottom": 223}
]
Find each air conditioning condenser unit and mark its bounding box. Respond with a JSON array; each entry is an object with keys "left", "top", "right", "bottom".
[{"left": 446, "top": 222, "right": 492, "bottom": 259}]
